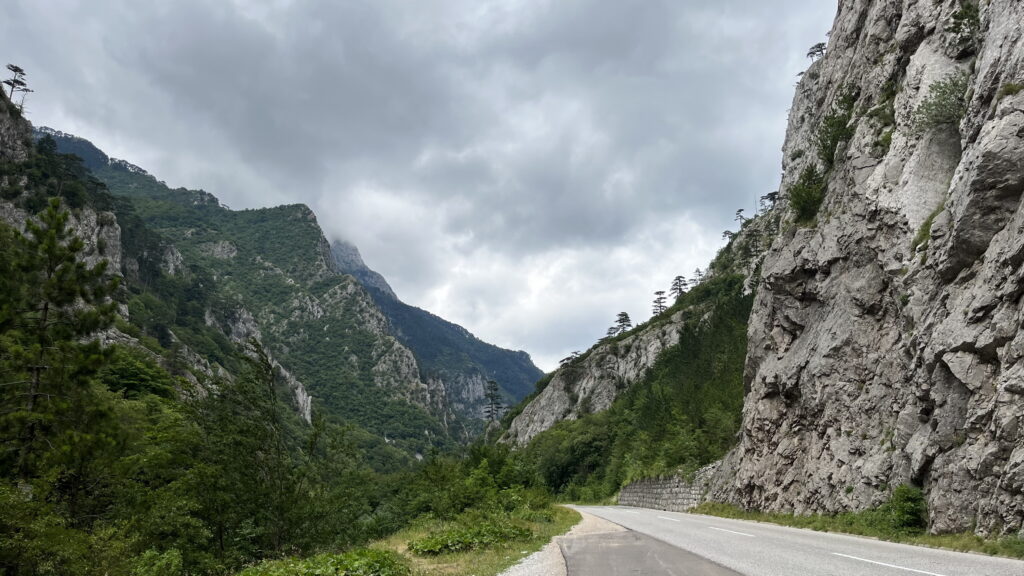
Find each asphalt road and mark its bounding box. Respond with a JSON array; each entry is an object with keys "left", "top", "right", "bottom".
[{"left": 567, "top": 506, "right": 1024, "bottom": 576}]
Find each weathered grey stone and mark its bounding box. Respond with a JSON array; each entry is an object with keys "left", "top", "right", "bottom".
[{"left": 710, "top": 0, "right": 1024, "bottom": 536}]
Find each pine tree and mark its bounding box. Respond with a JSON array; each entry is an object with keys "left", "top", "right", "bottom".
[
  {"left": 483, "top": 379, "right": 503, "bottom": 422},
  {"left": 0, "top": 198, "right": 119, "bottom": 479},
  {"left": 615, "top": 312, "right": 632, "bottom": 333},
  {"left": 652, "top": 291, "right": 667, "bottom": 315},
  {"left": 670, "top": 275, "right": 687, "bottom": 300},
  {"left": 692, "top": 267, "right": 704, "bottom": 286}
]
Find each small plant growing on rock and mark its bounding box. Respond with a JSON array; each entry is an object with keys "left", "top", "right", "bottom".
[
  {"left": 946, "top": 1, "right": 980, "bottom": 38},
  {"left": 912, "top": 71, "right": 970, "bottom": 134},
  {"left": 814, "top": 89, "right": 858, "bottom": 170},
  {"left": 788, "top": 165, "right": 827, "bottom": 224},
  {"left": 997, "top": 82, "right": 1023, "bottom": 102}
]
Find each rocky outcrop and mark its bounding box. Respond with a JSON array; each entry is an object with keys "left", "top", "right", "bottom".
[
  {"left": 504, "top": 312, "right": 686, "bottom": 446},
  {"left": 0, "top": 98, "right": 30, "bottom": 163},
  {"left": 711, "top": 0, "right": 1024, "bottom": 535},
  {"left": 207, "top": 307, "right": 314, "bottom": 422},
  {"left": 330, "top": 239, "right": 397, "bottom": 299},
  {"left": 329, "top": 240, "right": 544, "bottom": 420}
]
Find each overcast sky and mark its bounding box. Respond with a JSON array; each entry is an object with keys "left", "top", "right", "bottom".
[{"left": 2, "top": 0, "right": 836, "bottom": 371}]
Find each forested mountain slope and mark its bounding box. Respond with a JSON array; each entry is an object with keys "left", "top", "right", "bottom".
[
  {"left": 37, "top": 127, "right": 542, "bottom": 443},
  {"left": 502, "top": 204, "right": 778, "bottom": 498},
  {"left": 0, "top": 89, "right": 554, "bottom": 576},
  {"left": 332, "top": 239, "right": 542, "bottom": 415}
]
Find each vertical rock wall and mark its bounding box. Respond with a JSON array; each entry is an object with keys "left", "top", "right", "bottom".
[{"left": 712, "top": 0, "right": 1024, "bottom": 535}]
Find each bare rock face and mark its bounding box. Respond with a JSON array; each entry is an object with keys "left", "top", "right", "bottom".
[
  {"left": 330, "top": 239, "right": 398, "bottom": 300},
  {"left": 0, "top": 97, "right": 30, "bottom": 164},
  {"left": 711, "top": 0, "right": 1024, "bottom": 535},
  {"left": 504, "top": 312, "right": 686, "bottom": 446}
]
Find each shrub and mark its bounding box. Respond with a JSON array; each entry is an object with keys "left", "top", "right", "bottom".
[
  {"left": 236, "top": 549, "right": 410, "bottom": 576},
  {"left": 407, "top": 518, "right": 532, "bottom": 556},
  {"left": 871, "top": 129, "right": 894, "bottom": 158},
  {"left": 946, "top": 1, "right": 980, "bottom": 37},
  {"left": 814, "top": 89, "right": 857, "bottom": 170},
  {"left": 874, "top": 484, "right": 927, "bottom": 533},
  {"left": 789, "top": 165, "right": 828, "bottom": 224},
  {"left": 911, "top": 203, "right": 944, "bottom": 253},
  {"left": 134, "top": 549, "right": 184, "bottom": 576},
  {"left": 912, "top": 72, "right": 970, "bottom": 134}
]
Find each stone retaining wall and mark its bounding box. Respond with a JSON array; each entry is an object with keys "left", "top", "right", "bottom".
[{"left": 617, "top": 462, "right": 720, "bottom": 512}]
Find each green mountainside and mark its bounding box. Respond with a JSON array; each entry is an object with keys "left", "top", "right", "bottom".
[
  {"left": 503, "top": 201, "right": 778, "bottom": 500},
  {"left": 35, "top": 126, "right": 542, "bottom": 449},
  {"left": 331, "top": 243, "right": 541, "bottom": 405},
  {"left": 1, "top": 96, "right": 556, "bottom": 575}
]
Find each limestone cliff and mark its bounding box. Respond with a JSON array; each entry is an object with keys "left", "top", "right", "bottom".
[
  {"left": 504, "top": 312, "right": 687, "bottom": 446},
  {"left": 503, "top": 202, "right": 774, "bottom": 446},
  {"left": 711, "top": 0, "right": 1024, "bottom": 535}
]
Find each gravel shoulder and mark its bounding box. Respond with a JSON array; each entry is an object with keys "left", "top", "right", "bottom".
[{"left": 498, "top": 509, "right": 625, "bottom": 576}]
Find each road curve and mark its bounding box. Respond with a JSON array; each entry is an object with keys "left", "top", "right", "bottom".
[{"left": 568, "top": 506, "right": 1024, "bottom": 576}]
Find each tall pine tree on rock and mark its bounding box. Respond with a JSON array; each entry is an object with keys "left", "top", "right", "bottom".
[{"left": 0, "top": 198, "right": 119, "bottom": 479}]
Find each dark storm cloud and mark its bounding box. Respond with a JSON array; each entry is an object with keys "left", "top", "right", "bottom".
[{"left": 1, "top": 0, "right": 836, "bottom": 369}]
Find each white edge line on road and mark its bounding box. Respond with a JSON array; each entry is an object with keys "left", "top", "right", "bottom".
[
  {"left": 831, "top": 553, "right": 948, "bottom": 576},
  {"left": 707, "top": 526, "right": 755, "bottom": 537},
  {"left": 657, "top": 515, "right": 681, "bottom": 522}
]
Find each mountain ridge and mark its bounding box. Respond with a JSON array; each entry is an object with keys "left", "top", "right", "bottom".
[{"left": 35, "top": 126, "right": 542, "bottom": 436}]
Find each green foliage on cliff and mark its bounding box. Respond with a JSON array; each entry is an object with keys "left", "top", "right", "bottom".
[
  {"left": 518, "top": 274, "right": 753, "bottom": 500},
  {"left": 789, "top": 165, "right": 828, "bottom": 224},
  {"left": 88, "top": 150, "right": 452, "bottom": 453},
  {"left": 813, "top": 89, "right": 857, "bottom": 170},
  {"left": 912, "top": 71, "right": 970, "bottom": 134}
]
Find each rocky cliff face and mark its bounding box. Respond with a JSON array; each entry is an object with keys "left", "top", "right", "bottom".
[
  {"left": 711, "top": 0, "right": 1024, "bottom": 535},
  {"left": 331, "top": 239, "right": 544, "bottom": 420},
  {"left": 330, "top": 240, "right": 398, "bottom": 300},
  {"left": 503, "top": 312, "right": 686, "bottom": 446},
  {"left": 502, "top": 188, "right": 773, "bottom": 447}
]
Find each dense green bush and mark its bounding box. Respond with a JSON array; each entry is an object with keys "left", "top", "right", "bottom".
[
  {"left": 789, "top": 165, "right": 828, "bottom": 224},
  {"left": 873, "top": 484, "right": 928, "bottom": 533},
  {"left": 407, "top": 517, "right": 532, "bottom": 556},
  {"left": 236, "top": 549, "right": 410, "bottom": 576},
  {"left": 912, "top": 72, "right": 969, "bottom": 134}
]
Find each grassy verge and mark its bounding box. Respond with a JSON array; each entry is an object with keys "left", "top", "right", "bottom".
[
  {"left": 693, "top": 502, "right": 1024, "bottom": 559},
  {"left": 234, "top": 506, "right": 580, "bottom": 576},
  {"left": 375, "top": 506, "right": 579, "bottom": 576}
]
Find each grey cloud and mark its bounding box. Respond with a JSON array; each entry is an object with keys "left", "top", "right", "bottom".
[{"left": 1, "top": 0, "right": 836, "bottom": 369}]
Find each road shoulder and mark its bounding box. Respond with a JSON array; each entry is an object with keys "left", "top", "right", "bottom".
[{"left": 498, "top": 509, "right": 625, "bottom": 576}]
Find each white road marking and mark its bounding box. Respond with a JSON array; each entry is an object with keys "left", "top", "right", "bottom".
[
  {"left": 707, "top": 526, "right": 755, "bottom": 537},
  {"left": 831, "top": 553, "right": 948, "bottom": 576},
  {"left": 657, "top": 515, "right": 681, "bottom": 522},
  {"left": 621, "top": 510, "right": 640, "bottom": 515}
]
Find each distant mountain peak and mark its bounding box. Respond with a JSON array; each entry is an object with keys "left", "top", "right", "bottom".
[{"left": 329, "top": 239, "right": 398, "bottom": 300}]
